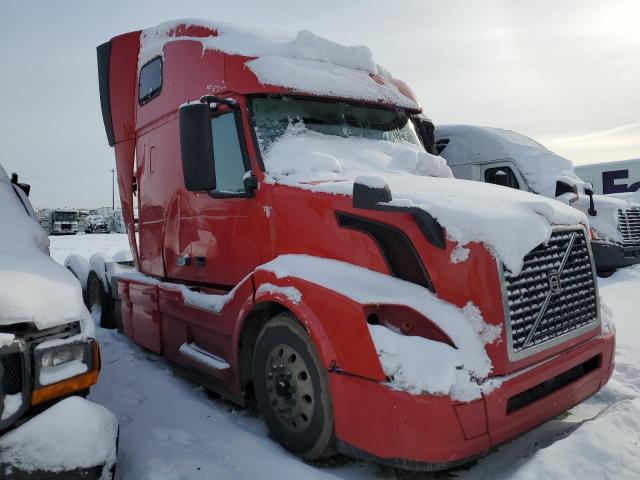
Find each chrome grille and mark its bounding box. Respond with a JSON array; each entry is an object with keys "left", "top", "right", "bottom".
[
  {"left": 503, "top": 228, "right": 599, "bottom": 358},
  {"left": 618, "top": 207, "right": 640, "bottom": 246}
]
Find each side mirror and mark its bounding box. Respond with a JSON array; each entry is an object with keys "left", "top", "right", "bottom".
[
  {"left": 179, "top": 103, "right": 216, "bottom": 191},
  {"left": 11, "top": 172, "right": 31, "bottom": 197},
  {"left": 494, "top": 170, "right": 509, "bottom": 187}
]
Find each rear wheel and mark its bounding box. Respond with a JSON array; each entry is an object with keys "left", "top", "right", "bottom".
[
  {"left": 253, "top": 313, "right": 335, "bottom": 460},
  {"left": 87, "top": 271, "right": 116, "bottom": 329}
]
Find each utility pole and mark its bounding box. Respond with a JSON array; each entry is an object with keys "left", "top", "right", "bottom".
[{"left": 111, "top": 168, "right": 115, "bottom": 210}]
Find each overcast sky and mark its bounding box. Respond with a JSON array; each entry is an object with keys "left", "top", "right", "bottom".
[{"left": 1, "top": 0, "right": 639, "bottom": 208}]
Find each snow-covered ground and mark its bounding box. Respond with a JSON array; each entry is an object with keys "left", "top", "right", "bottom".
[{"left": 49, "top": 234, "right": 640, "bottom": 479}]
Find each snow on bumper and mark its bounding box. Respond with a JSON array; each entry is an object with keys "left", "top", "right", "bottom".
[
  {"left": 0, "top": 397, "right": 118, "bottom": 479},
  {"left": 329, "top": 330, "right": 614, "bottom": 469}
]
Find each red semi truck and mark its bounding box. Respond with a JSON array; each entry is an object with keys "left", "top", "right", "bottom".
[{"left": 93, "top": 21, "right": 615, "bottom": 470}]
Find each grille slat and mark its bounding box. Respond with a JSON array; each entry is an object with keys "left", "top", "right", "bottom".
[
  {"left": 618, "top": 207, "right": 640, "bottom": 246},
  {"left": 503, "top": 228, "right": 599, "bottom": 355}
]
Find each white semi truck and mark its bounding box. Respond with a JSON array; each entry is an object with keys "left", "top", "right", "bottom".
[
  {"left": 42, "top": 208, "right": 79, "bottom": 235},
  {"left": 431, "top": 124, "right": 640, "bottom": 275}
]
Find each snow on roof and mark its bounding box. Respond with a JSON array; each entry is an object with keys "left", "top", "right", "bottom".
[
  {"left": 0, "top": 163, "right": 92, "bottom": 331},
  {"left": 435, "top": 124, "right": 587, "bottom": 197},
  {"left": 138, "top": 19, "right": 418, "bottom": 109},
  {"left": 263, "top": 127, "right": 587, "bottom": 274}
]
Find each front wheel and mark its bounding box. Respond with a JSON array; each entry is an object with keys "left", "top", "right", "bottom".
[{"left": 253, "top": 313, "right": 335, "bottom": 461}]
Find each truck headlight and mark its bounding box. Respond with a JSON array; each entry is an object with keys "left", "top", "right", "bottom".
[{"left": 41, "top": 343, "right": 85, "bottom": 367}]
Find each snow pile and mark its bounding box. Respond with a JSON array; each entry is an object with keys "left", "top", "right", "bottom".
[
  {"left": 159, "top": 283, "right": 236, "bottom": 314},
  {"left": 263, "top": 127, "right": 586, "bottom": 274},
  {"left": 511, "top": 398, "right": 640, "bottom": 479},
  {"left": 0, "top": 332, "right": 15, "bottom": 347},
  {"left": 1, "top": 393, "right": 22, "bottom": 420},
  {"left": 0, "top": 164, "right": 92, "bottom": 332},
  {"left": 255, "top": 282, "right": 302, "bottom": 304},
  {"left": 138, "top": 19, "right": 417, "bottom": 109},
  {"left": 259, "top": 254, "right": 502, "bottom": 401},
  {"left": 450, "top": 244, "right": 470, "bottom": 264},
  {"left": 571, "top": 193, "right": 632, "bottom": 243},
  {"left": 112, "top": 249, "right": 133, "bottom": 263},
  {"left": 435, "top": 125, "right": 588, "bottom": 198},
  {"left": 0, "top": 397, "right": 118, "bottom": 479},
  {"left": 64, "top": 254, "right": 90, "bottom": 289}
]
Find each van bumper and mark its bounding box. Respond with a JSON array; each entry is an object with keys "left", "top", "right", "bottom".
[
  {"left": 591, "top": 240, "right": 640, "bottom": 271},
  {"left": 329, "top": 330, "right": 615, "bottom": 471}
]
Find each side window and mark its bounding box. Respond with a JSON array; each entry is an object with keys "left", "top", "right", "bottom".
[
  {"left": 139, "top": 57, "right": 162, "bottom": 105},
  {"left": 485, "top": 166, "right": 521, "bottom": 189},
  {"left": 211, "top": 113, "right": 247, "bottom": 195}
]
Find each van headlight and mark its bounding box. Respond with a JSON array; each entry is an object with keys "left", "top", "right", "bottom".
[{"left": 41, "top": 343, "right": 85, "bottom": 367}]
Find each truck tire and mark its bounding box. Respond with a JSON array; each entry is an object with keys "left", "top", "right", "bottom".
[
  {"left": 253, "top": 313, "right": 336, "bottom": 461},
  {"left": 87, "top": 271, "right": 116, "bottom": 329}
]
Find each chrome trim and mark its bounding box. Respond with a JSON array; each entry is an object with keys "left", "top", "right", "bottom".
[{"left": 499, "top": 225, "right": 601, "bottom": 362}]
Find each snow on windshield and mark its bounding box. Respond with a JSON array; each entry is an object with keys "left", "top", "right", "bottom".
[
  {"left": 262, "top": 125, "right": 586, "bottom": 274},
  {"left": 0, "top": 164, "right": 92, "bottom": 332},
  {"left": 138, "top": 20, "right": 417, "bottom": 109}
]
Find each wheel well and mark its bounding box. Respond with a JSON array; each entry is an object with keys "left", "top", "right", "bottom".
[{"left": 238, "top": 302, "right": 290, "bottom": 401}]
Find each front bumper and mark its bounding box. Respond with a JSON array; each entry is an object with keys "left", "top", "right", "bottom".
[
  {"left": 591, "top": 240, "right": 640, "bottom": 271},
  {"left": 329, "top": 330, "right": 615, "bottom": 471}
]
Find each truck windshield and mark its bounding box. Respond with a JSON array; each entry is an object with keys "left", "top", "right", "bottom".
[
  {"left": 251, "top": 97, "right": 422, "bottom": 154},
  {"left": 54, "top": 212, "right": 77, "bottom": 222}
]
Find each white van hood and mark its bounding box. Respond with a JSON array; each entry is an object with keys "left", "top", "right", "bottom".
[
  {"left": 0, "top": 165, "right": 93, "bottom": 333},
  {"left": 435, "top": 124, "right": 587, "bottom": 198},
  {"left": 263, "top": 127, "right": 586, "bottom": 274}
]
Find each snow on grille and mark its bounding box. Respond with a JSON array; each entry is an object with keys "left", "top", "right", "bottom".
[{"left": 503, "top": 228, "right": 598, "bottom": 354}]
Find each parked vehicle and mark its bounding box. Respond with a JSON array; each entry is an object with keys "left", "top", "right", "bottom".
[
  {"left": 42, "top": 208, "right": 79, "bottom": 235},
  {"left": 0, "top": 166, "right": 102, "bottom": 431},
  {"left": 433, "top": 125, "right": 640, "bottom": 274},
  {"left": 575, "top": 158, "right": 640, "bottom": 195},
  {"left": 85, "top": 20, "right": 614, "bottom": 471},
  {"left": 84, "top": 214, "right": 110, "bottom": 234}
]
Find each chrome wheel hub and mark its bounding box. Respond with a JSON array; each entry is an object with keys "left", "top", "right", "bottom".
[{"left": 265, "top": 344, "right": 314, "bottom": 433}]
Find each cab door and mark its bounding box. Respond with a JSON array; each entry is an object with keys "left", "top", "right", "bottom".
[{"left": 182, "top": 108, "right": 261, "bottom": 287}]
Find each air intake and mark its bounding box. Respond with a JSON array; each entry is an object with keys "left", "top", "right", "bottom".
[{"left": 337, "top": 213, "right": 433, "bottom": 291}]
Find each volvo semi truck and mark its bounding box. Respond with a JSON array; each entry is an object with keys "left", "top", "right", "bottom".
[{"left": 87, "top": 20, "right": 614, "bottom": 470}]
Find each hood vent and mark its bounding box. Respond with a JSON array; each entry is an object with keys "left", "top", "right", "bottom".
[{"left": 337, "top": 213, "right": 434, "bottom": 292}]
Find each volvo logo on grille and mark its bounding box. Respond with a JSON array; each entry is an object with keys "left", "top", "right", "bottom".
[
  {"left": 522, "top": 232, "right": 578, "bottom": 348},
  {"left": 547, "top": 271, "right": 562, "bottom": 295}
]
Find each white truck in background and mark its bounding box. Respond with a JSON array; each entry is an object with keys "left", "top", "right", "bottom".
[
  {"left": 431, "top": 124, "right": 640, "bottom": 275},
  {"left": 574, "top": 158, "right": 640, "bottom": 196},
  {"left": 41, "top": 208, "right": 79, "bottom": 235}
]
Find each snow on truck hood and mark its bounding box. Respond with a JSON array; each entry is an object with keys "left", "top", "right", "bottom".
[
  {"left": 435, "top": 124, "right": 588, "bottom": 198},
  {"left": 263, "top": 127, "right": 587, "bottom": 274},
  {"left": 0, "top": 165, "right": 92, "bottom": 332},
  {"left": 139, "top": 19, "right": 418, "bottom": 109}
]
